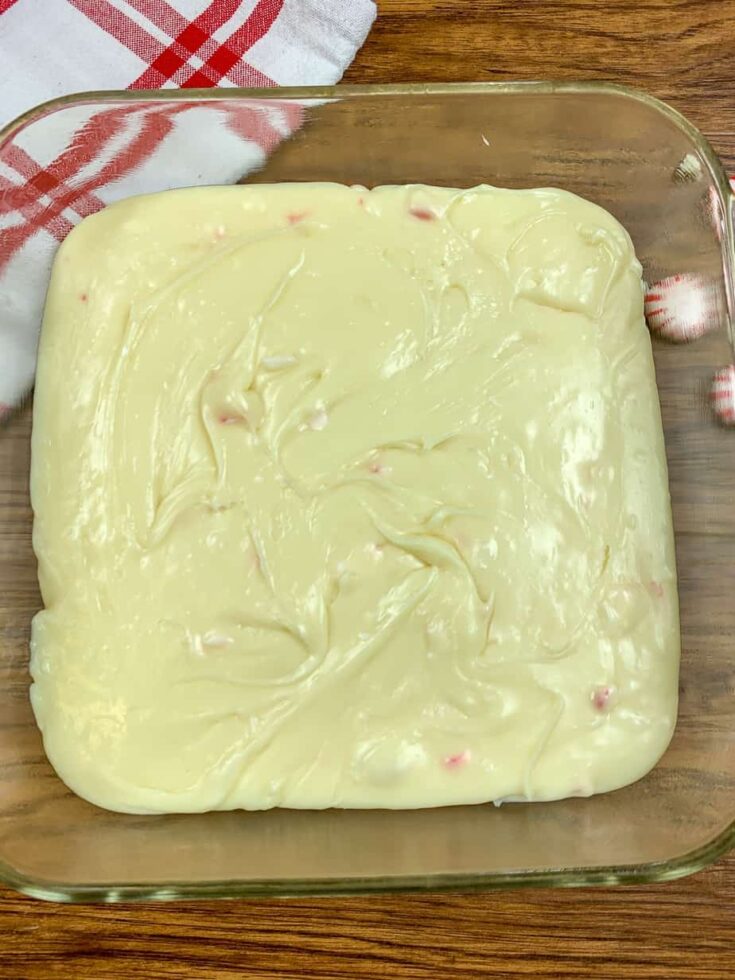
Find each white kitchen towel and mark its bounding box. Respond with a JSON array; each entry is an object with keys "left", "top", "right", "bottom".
[{"left": 0, "top": 0, "right": 377, "bottom": 418}]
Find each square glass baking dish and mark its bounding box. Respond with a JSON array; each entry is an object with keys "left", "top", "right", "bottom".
[{"left": 0, "top": 82, "right": 733, "bottom": 902}]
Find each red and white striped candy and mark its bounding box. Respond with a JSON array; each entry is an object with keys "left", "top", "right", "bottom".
[
  {"left": 644, "top": 274, "right": 719, "bottom": 342},
  {"left": 710, "top": 365, "right": 735, "bottom": 426},
  {"left": 705, "top": 179, "right": 735, "bottom": 243}
]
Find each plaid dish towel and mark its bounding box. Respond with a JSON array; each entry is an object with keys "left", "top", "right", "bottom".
[{"left": 0, "top": 0, "right": 377, "bottom": 419}]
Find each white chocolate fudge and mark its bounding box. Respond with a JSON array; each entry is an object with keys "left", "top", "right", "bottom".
[{"left": 30, "top": 183, "right": 679, "bottom": 814}]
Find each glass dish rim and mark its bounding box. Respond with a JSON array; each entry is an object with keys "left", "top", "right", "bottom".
[
  {"left": 1, "top": 80, "right": 733, "bottom": 901},
  {"left": 1, "top": 78, "right": 734, "bottom": 211}
]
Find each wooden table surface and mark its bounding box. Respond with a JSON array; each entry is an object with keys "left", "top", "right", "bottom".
[{"left": 2, "top": 2, "right": 735, "bottom": 978}]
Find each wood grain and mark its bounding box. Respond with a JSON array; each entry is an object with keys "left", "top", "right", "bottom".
[
  {"left": 1, "top": 867, "right": 734, "bottom": 979},
  {"left": 1, "top": 2, "right": 735, "bottom": 978}
]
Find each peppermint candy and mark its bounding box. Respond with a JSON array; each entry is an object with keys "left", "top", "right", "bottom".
[
  {"left": 644, "top": 274, "right": 719, "bottom": 342},
  {"left": 710, "top": 365, "right": 735, "bottom": 426}
]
